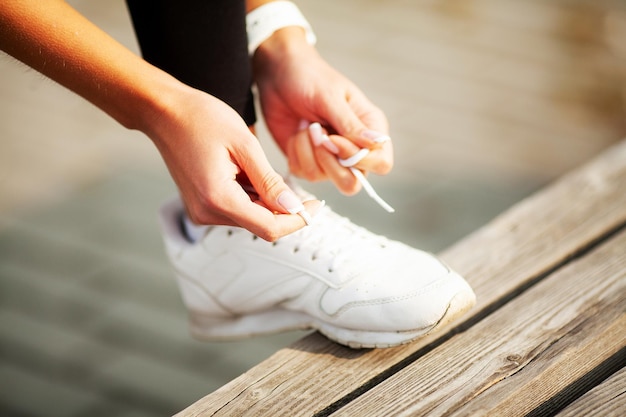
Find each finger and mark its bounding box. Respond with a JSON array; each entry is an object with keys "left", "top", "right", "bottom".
[
  {"left": 183, "top": 180, "right": 322, "bottom": 235},
  {"left": 328, "top": 133, "right": 366, "bottom": 163},
  {"left": 320, "top": 89, "right": 390, "bottom": 148},
  {"left": 308, "top": 122, "right": 340, "bottom": 155},
  {"left": 319, "top": 97, "right": 369, "bottom": 147},
  {"left": 285, "top": 130, "right": 303, "bottom": 176},
  {"left": 230, "top": 134, "right": 320, "bottom": 222},
  {"left": 232, "top": 195, "right": 324, "bottom": 241},
  {"left": 328, "top": 134, "right": 394, "bottom": 175},
  {"left": 287, "top": 129, "right": 323, "bottom": 181},
  {"left": 313, "top": 145, "right": 362, "bottom": 195},
  {"left": 293, "top": 128, "right": 326, "bottom": 181},
  {"left": 350, "top": 141, "right": 394, "bottom": 175},
  {"left": 254, "top": 197, "right": 325, "bottom": 226},
  {"left": 305, "top": 130, "right": 361, "bottom": 194}
]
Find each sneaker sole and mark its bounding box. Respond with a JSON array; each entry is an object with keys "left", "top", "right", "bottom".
[
  {"left": 187, "top": 280, "right": 476, "bottom": 349},
  {"left": 315, "top": 287, "right": 476, "bottom": 348}
]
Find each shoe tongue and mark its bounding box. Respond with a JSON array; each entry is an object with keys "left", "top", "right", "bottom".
[
  {"left": 302, "top": 207, "right": 383, "bottom": 261},
  {"left": 281, "top": 177, "right": 389, "bottom": 264},
  {"left": 182, "top": 213, "right": 210, "bottom": 243}
]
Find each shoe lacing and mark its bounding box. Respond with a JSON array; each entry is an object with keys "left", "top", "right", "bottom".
[
  {"left": 338, "top": 148, "right": 395, "bottom": 213},
  {"left": 287, "top": 204, "right": 390, "bottom": 274}
]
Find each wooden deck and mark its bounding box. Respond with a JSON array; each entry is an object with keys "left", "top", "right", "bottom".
[
  {"left": 1, "top": 0, "right": 625, "bottom": 415},
  {"left": 176, "top": 140, "right": 626, "bottom": 416}
]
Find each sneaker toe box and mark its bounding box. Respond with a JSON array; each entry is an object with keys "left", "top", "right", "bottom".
[{"left": 319, "top": 252, "right": 475, "bottom": 332}]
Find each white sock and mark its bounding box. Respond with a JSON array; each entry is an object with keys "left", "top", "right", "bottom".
[{"left": 182, "top": 213, "right": 209, "bottom": 243}]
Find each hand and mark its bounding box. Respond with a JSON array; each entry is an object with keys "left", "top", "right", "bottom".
[
  {"left": 0, "top": 0, "right": 319, "bottom": 241},
  {"left": 148, "top": 86, "right": 321, "bottom": 241},
  {"left": 253, "top": 27, "right": 393, "bottom": 195}
]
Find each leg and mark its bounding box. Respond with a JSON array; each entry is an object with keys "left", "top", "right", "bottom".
[
  {"left": 125, "top": 0, "right": 256, "bottom": 125},
  {"left": 126, "top": 0, "right": 256, "bottom": 241}
]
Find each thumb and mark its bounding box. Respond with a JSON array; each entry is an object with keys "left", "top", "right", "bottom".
[
  {"left": 320, "top": 91, "right": 390, "bottom": 148},
  {"left": 322, "top": 99, "right": 369, "bottom": 147},
  {"left": 233, "top": 136, "right": 311, "bottom": 216}
]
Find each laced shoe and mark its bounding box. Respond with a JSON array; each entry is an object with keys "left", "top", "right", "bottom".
[{"left": 158, "top": 190, "right": 476, "bottom": 348}]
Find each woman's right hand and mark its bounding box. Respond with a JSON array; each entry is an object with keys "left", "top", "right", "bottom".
[
  {"left": 147, "top": 87, "right": 321, "bottom": 241},
  {"left": 1, "top": 0, "right": 318, "bottom": 241}
]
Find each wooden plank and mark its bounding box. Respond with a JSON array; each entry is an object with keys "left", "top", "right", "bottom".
[
  {"left": 439, "top": 140, "right": 626, "bottom": 317},
  {"left": 380, "top": 63, "right": 620, "bottom": 141},
  {"left": 175, "top": 142, "right": 626, "bottom": 417},
  {"left": 312, "top": 0, "right": 619, "bottom": 92},
  {"left": 312, "top": 0, "right": 625, "bottom": 144},
  {"left": 307, "top": 0, "right": 626, "bottom": 184},
  {"left": 332, "top": 230, "right": 626, "bottom": 416},
  {"left": 556, "top": 366, "right": 626, "bottom": 417}
]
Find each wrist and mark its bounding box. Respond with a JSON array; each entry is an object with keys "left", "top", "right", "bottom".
[
  {"left": 247, "top": 1, "right": 316, "bottom": 57},
  {"left": 253, "top": 26, "right": 315, "bottom": 71},
  {"left": 128, "top": 71, "right": 197, "bottom": 143}
]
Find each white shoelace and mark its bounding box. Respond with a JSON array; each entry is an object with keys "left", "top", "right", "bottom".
[
  {"left": 184, "top": 126, "right": 394, "bottom": 243},
  {"left": 338, "top": 148, "right": 395, "bottom": 213},
  {"left": 306, "top": 121, "right": 394, "bottom": 213},
  {"left": 290, "top": 202, "right": 389, "bottom": 274}
]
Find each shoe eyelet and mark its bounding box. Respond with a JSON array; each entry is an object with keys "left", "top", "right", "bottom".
[
  {"left": 272, "top": 241, "right": 278, "bottom": 246},
  {"left": 227, "top": 230, "right": 233, "bottom": 237},
  {"left": 252, "top": 235, "right": 259, "bottom": 241},
  {"left": 293, "top": 247, "right": 300, "bottom": 253}
]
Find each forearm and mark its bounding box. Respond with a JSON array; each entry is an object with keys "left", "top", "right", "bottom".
[
  {"left": 0, "top": 0, "right": 184, "bottom": 135},
  {"left": 246, "top": 0, "right": 278, "bottom": 13}
]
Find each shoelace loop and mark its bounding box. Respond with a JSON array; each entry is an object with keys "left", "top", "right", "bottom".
[{"left": 338, "top": 149, "right": 395, "bottom": 213}]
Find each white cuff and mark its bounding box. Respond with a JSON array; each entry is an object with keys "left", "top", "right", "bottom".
[{"left": 246, "top": 1, "right": 317, "bottom": 56}]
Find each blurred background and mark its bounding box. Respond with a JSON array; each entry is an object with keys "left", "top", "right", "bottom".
[{"left": 1, "top": 0, "right": 625, "bottom": 415}]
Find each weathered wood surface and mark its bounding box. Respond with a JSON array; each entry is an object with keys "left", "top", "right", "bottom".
[
  {"left": 333, "top": 229, "right": 626, "bottom": 416},
  {"left": 176, "top": 141, "right": 626, "bottom": 417},
  {"left": 557, "top": 366, "right": 626, "bottom": 417}
]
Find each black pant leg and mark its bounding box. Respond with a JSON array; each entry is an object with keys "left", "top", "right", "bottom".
[{"left": 125, "top": 0, "right": 256, "bottom": 125}]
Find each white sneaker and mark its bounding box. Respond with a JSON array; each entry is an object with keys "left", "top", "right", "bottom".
[{"left": 158, "top": 191, "right": 476, "bottom": 349}]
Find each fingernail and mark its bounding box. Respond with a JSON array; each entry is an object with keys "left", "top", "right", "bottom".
[
  {"left": 309, "top": 122, "right": 325, "bottom": 146},
  {"left": 277, "top": 190, "right": 305, "bottom": 214},
  {"left": 309, "top": 123, "right": 340, "bottom": 154},
  {"left": 362, "top": 129, "right": 391, "bottom": 144}
]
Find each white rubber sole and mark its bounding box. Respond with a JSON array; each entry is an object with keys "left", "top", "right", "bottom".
[
  {"left": 315, "top": 288, "right": 476, "bottom": 348},
  {"left": 187, "top": 285, "right": 476, "bottom": 349}
]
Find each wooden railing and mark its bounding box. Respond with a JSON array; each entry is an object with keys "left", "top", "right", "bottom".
[{"left": 177, "top": 140, "right": 626, "bottom": 417}]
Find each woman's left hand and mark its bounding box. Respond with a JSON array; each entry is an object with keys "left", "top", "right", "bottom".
[{"left": 253, "top": 27, "right": 393, "bottom": 195}]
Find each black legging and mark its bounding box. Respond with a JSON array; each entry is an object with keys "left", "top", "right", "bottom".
[{"left": 125, "top": 0, "right": 256, "bottom": 126}]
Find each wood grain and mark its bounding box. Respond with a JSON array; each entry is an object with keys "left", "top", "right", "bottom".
[
  {"left": 333, "top": 230, "right": 626, "bottom": 416},
  {"left": 176, "top": 141, "right": 626, "bottom": 416},
  {"left": 556, "top": 366, "right": 626, "bottom": 417}
]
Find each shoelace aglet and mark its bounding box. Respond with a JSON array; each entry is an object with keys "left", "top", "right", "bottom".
[
  {"left": 297, "top": 200, "right": 326, "bottom": 226},
  {"left": 297, "top": 209, "right": 313, "bottom": 226},
  {"left": 350, "top": 167, "right": 395, "bottom": 213}
]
